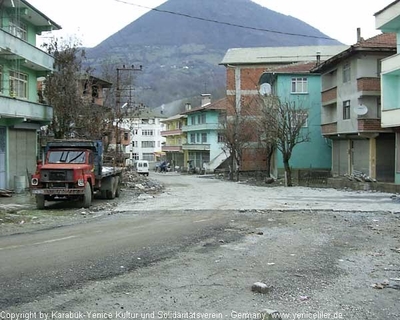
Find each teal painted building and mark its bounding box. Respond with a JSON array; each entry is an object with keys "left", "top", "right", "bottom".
[
  {"left": 260, "top": 62, "right": 331, "bottom": 173},
  {"left": 181, "top": 95, "right": 228, "bottom": 172}
]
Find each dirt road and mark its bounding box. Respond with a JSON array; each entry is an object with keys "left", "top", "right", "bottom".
[{"left": 1, "top": 173, "right": 400, "bottom": 319}]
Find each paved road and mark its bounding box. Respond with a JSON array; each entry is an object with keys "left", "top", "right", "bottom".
[{"left": 0, "top": 209, "right": 234, "bottom": 308}]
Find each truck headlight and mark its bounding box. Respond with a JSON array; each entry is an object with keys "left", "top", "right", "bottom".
[
  {"left": 31, "top": 178, "right": 38, "bottom": 186},
  {"left": 77, "top": 179, "right": 85, "bottom": 187}
]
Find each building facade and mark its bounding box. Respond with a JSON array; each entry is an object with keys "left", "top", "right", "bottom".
[
  {"left": 312, "top": 33, "right": 396, "bottom": 181},
  {"left": 375, "top": 0, "right": 400, "bottom": 183},
  {"left": 160, "top": 113, "right": 187, "bottom": 170},
  {"left": 0, "top": 0, "right": 61, "bottom": 189}
]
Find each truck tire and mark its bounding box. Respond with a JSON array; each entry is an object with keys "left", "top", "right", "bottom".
[
  {"left": 115, "top": 176, "right": 120, "bottom": 198},
  {"left": 82, "top": 183, "right": 92, "bottom": 208},
  {"left": 106, "top": 177, "right": 116, "bottom": 199},
  {"left": 36, "top": 195, "right": 45, "bottom": 209}
]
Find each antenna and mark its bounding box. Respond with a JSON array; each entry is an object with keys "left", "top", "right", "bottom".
[{"left": 354, "top": 104, "right": 368, "bottom": 116}]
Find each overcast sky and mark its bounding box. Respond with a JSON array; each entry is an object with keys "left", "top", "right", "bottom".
[{"left": 28, "top": 0, "right": 394, "bottom": 48}]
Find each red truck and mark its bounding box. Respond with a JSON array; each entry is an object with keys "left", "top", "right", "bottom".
[{"left": 30, "top": 140, "right": 124, "bottom": 209}]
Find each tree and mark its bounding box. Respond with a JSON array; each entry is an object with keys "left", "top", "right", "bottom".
[
  {"left": 220, "top": 96, "right": 257, "bottom": 181},
  {"left": 42, "top": 38, "right": 99, "bottom": 139},
  {"left": 260, "top": 95, "right": 310, "bottom": 186}
]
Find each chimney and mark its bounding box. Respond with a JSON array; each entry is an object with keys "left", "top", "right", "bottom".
[
  {"left": 316, "top": 51, "right": 321, "bottom": 66},
  {"left": 185, "top": 102, "right": 192, "bottom": 111},
  {"left": 357, "top": 28, "right": 362, "bottom": 42},
  {"left": 201, "top": 93, "right": 211, "bottom": 107}
]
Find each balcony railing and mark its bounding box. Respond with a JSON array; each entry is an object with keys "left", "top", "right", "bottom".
[
  {"left": 321, "top": 122, "right": 337, "bottom": 135},
  {"left": 182, "top": 143, "right": 210, "bottom": 151},
  {"left": 0, "top": 30, "right": 55, "bottom": 71},
  {"left": 162, "top": 146, "right": 183, "bottom": 152},
  {"left": 357, "top": 77, "right": 380, "bottom": 96},
  {"left": 182, "top": 123, "right": 219, "bottom": 132},
  {"left": 161, "top": 129, "right": 183, "bottom": 136},
  {"left": 321, "top": 87, "right": 337, "bottom": 106}
]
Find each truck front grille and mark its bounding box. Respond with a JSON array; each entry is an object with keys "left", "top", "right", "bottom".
[{"left": 40, "top": 170, "right": 73, "bottom": 182}]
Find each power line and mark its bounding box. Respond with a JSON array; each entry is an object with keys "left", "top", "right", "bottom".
[{"left": 113, "top": 0, "right": 335, "bottom": 41}]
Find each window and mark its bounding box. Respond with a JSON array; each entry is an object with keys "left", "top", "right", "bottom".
[
  {"left": 290, "top": 111, "right": 308, "bottom": 128},
  {"left": 197, "top": 133, "right": 200, "bottom": 142},
  {"left": 343, "top": 62, "right": 351, "bottom": 83},
  {"left": 291, "top": 77, "right": 308, "bottom": 93},
  {"left": 132, "top": 153, "right": 139, "bottom": 160},
  {"left": 9, "top": 71, "right": 28, "bottom": 98},
  {"left": 132, "top": 141, "right": 138, "bottom": 147},
  {"left": 123, "top": 132, "right": 129, "bottom": 141},
  {"left": 201, "top": 133, "right": 207, "bottom": 143},
  {"left": 218, "top": 133, "right": 225, "bottom": 143},
  {"left": 190, "top": 133, "right": 196, "bottom": 143},
  {"left": 343, "top": 100, "right": 350, "bottom": 119},
  {"left": 178, "top": 121, "right": 183, "bottom": 129},
  {"left": 141, "top": 141, "right": 155, "bottom": 148},
  {"left": 142, "top": 153, "right": 154, "bottom": 161},
  {"left": 142, "top": 129, "right": 154, "bottom": 136},
  {"left": 9, "top": 19, "right": 27, "bottom": 41},
  {"left": 191, "top": 116, "right": 196, "bottom": 125}
]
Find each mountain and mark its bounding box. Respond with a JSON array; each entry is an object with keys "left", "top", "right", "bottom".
[{"left": 85, "top": 0, "right": 340, "bottom": 110}]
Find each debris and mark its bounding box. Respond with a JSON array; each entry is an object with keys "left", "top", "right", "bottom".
[
  {"left": 0, "top": 189, "right": 13, "bottom": 197},
  {"left": 299, "top": 295, "right": 310, "bottom": 301},
  {"left": 390, "top": 248, "right": 400, "bottom": 253}
]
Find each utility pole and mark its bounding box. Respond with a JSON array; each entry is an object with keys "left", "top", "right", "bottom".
[{"left": 114, "top": 64, "right": 143, "bottom": 168}]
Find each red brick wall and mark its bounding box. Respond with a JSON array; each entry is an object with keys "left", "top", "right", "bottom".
[
  {"left": 357, "top": 78, "right": 380, "bottom": 92},
  {"left": 322, "top": 87, "right": 337, "bottom": 103},
  {"left": 240, "top": 67, "right": 266, "bottom": 90},
  {"left": 357, "top": 119, "right": 382, "bottom": 131},
  {"left": 321, "top": 123, "right": 337, "bottom": 135}
]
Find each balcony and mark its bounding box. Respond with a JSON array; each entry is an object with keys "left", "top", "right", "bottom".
[
  {"left": 0, "top": 95, "right": 53, "bottom": 123},
  {"left": 357, "top": 77, "right": 381, "bottom": 97},
  {"left": 357, "top": 119, "right": 389, "bottom": 132},
  {"left": 0, "top": 30, "right": 54, "bottom": 71},
  {"left": 162, "top": 146, "right": 183, "bottom": 152},
  {"left": 182, "top": 123, "right": 219, "bottom": 132},
  {"left": 161, "top": 129, "right": 183, "bottom": 136},
  {"left": 321, "top": 122, "right": 337, "bottom": 136},
  {"left": 182, "top": 143, "right": 210, "bottom": 151},
  {"left": 321, "top": 87, "right": 337, "bottom": 106}
]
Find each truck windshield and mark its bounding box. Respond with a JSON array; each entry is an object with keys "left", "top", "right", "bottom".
[{"left": 48, "top": 151, "right": 86, "bottom": 164}]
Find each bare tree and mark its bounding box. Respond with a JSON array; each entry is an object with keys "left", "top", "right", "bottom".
[
  {"left": 220, "top": 97, "right": 257, "bottom": 181},
  {"left": 260, "top": 95, "right": 310, "bottom": 186},
  {"left": 42, "top": 38, "right": 95, "bottom": 139}
]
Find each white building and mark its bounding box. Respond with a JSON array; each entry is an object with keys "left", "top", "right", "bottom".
[{"left": 123, "top": 107, "right": 167, "bottom": 166}]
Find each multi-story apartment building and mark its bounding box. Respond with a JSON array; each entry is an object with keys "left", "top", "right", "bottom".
[
  {"left": 160, "top": 113, "right": 187, "bottom": 169},
  {"left": 375, "top": 0, "right": 400, "bottom": 184},
  {"left": 124, "top": 107, "right": 166, "bottom": 166},
  {"left": 181, "top": 94, "right": 228, "bottom": 173},
  {"left": 260, "top": 61, "right": 332, "bottom": 176},
  {"left": 219, "top": 45, "right": 347, "bottom": 173},
  {"left": 312, "top": 33, "right": 396, "bottom": 182},
  {"left": 0, "top": 0, "right": 61, "bottom": 190}
]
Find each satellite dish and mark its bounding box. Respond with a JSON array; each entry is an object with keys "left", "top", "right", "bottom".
[
  {"left": 354, "top": 104, "right": 368, "bottom": 115},
  {"left": 37, "top": 76, "right": 46, "bottom": 81},
  {"left": 259, "top": 83, "right": 271, "bottom": 96}
]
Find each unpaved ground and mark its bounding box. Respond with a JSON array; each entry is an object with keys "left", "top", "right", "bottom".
[{"left": 1, "top": 173, "right": 400, "bottom": 319}]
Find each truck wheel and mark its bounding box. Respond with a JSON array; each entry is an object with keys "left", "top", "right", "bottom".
[
  {"left": 82, "top": 183, "right": 92, "bottom": 208},
  {"left": 115, "top": 176, "right": 120, "bottom": 198},
  {"left": 36, "top": 195, "right": 45, "bottom": 209},
  {"left": 106, "top": 177, "right": 116, "bottom": 199}
]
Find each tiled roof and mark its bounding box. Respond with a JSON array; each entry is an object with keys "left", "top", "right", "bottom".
[
  {"left": 354, "top": 33, "right": 396, "bottom": 48},
  {"left": 181, "top": 97, "right": 229, "bottom": 115},
  {"left": 268, "top": 61, "right": 318, "bottom": 74}
]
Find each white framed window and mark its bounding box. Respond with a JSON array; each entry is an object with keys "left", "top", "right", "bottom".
[
  {"left": 201, "top": 133, "right": 207, "bottom": 143},
  {"left": 290, "top": 111, "right": 308, "bottom": 128},
  {"left": 142, "top": 153, "right": 154, "bottom": 161},
  {"left": 190, "top": 133, "right": 195, "bottom": 143},
  {"left": 141, "top": 141, "right": 155, "bottom": 148},
  {"left": 142, "top": 129, "right": 154, "bottom": 136},
  {"left": 9, "top": 19, "right": 27, "bottom": 41},
  {"left": 132, "top": 141, "right": 138, "bottom": 148},
  {"left": 0, "top": 66, "right": 3, "bottom": 93},
  {"left": 343, "top": 62, "right": 351, "bottom": 83},
  {"left": 343, "top": 100, "right": 350, "bottom": 120},
  {"left": 9, "top": 70, "right": 28, "bottom": 99},
  {"left": 218, "top": 133, "right": 225, "bottom": 143},
  {"left": 291, "top": 77, "right": 308, "bottom": 93}
]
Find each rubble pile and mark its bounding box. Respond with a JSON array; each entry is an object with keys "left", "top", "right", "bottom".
[{"left": 122, "top": 171, "right": 164, "bottom": 194}]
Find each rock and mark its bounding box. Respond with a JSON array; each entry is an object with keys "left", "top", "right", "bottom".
[
  {"left": 265, "top": 177, "right": 275, "bottom": 184},
  {"left": 258, "top": 309, "right": 281, "bottom": 320},
  {"left": 251, "top": 282, "right": 271, "bottom": 294}
]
